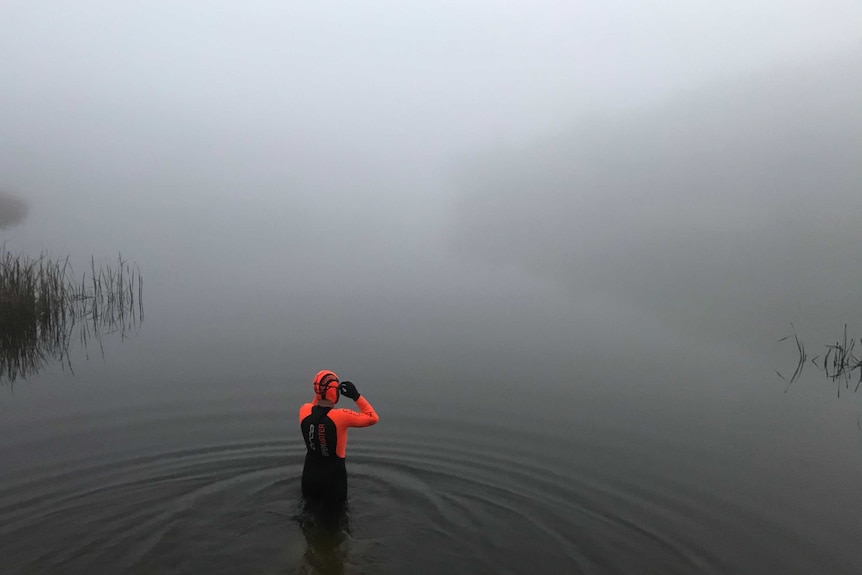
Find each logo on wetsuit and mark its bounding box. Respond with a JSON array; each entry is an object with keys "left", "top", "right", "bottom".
[
  {"left": 317, "top": 423, "right": 329, "bottom": 456},
  {"left": 307, "top": 423, "right": 316, "bottom": 452}
]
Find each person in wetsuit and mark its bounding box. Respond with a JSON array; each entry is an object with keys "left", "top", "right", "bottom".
[{"left": 299, "top": 370, "right": 379, "bottom": 511}]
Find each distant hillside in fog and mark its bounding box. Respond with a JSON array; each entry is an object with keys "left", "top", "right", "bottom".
[
  {"left": 0, "top": 193, "right": 29, "bottom": 229},
  {"left": 452, "top": 50, "right": 862, "bottom": 349}
]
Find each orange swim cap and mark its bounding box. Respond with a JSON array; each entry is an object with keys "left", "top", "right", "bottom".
[{"left": 313, "top": 370, "right": 340, "bottom": 403}]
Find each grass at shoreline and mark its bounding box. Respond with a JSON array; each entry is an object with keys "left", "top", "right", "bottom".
[{"left": 0, "top": 248, "right": 142, "bottom": 384}]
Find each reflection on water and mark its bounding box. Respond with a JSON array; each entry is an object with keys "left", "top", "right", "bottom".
[
  {"left": 297, "top": 502, "right": 349, "bottom": 575},
  {"left": 778, "top": 324, "right": 862, "bottom": 397},
  {"left": 1, "top": 385, "right": 861, "bottom": 574},
  {"left": 0, "top": 249, "right": 143, "bottom": 384}
]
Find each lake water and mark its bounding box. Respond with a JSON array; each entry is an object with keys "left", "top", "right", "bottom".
[{"left": 1, "top": 246, "right": 861, "bottom": 574}]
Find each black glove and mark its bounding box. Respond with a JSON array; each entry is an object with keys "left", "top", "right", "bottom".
[{"left": 339, "top": 380, "right": 360, "bottom": 401}]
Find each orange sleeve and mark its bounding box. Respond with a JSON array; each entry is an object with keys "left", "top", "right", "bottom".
[
  {"left": 346, "top": 397, "right": 379, "bottom": 426},
  {"left": 330, "top": 397, "right": 379, "bottom": 457}
]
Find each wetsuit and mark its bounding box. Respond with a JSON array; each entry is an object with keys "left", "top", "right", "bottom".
[{"left": 298, "top": 396, "right": 379, "bottom": 506}]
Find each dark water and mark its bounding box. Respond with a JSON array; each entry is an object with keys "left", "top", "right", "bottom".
[{"left": 2, "top": 298, "right": 861, "bottom": 574}]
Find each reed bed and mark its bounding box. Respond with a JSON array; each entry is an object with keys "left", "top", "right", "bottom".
[
  {"left": 777, "top": 324, "right": 862, "bottom": 397},
  {"left": 0, "top": 248, "right": 142, "bottom": 385}
]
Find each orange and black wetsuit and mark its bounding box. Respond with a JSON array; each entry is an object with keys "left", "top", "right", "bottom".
[{"left": 298, "top": 396, "right": 379, "bottom": 506}]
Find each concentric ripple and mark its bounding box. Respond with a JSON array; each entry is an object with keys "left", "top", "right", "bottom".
[{"left": 0, "top": 404, "right": 848, "bottom": 574}]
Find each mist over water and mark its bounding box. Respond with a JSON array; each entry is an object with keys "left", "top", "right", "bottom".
[
  {"left": 453, "top": 52, "right": 862, "bottom": 355},
  {"left": 1, "top": 2, "right": 862, "bottom": 573}
]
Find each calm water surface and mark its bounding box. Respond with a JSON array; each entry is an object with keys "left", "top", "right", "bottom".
[{"left": 1, "top": 293, "right": 861, "bottom": 574}]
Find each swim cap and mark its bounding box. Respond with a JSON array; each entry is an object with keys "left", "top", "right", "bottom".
[{"left": 313, "top": 370, "right": 340, "bottom": 403}]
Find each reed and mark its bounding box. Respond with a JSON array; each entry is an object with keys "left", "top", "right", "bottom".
[
  {"left": 777, "top": 324, "right": 862, "bottom": 397},
  {"left": 0, "top": 247, "right": 142, "bottom": 385}
]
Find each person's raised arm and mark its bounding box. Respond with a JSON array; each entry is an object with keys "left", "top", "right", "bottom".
[{"left": 338, "top": 381, "right": 379, "bottom": 426}]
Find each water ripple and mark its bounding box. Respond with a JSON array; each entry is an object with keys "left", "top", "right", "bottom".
[{"left": 0, "top": 408, "right": 835, "bottom": 574}]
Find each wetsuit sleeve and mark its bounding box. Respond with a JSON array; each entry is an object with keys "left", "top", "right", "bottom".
[
  {"left": 329, "top": 397, "right": 379, "bottom": 458},
  {"left": 338, "top": 397, "right": 379, "bottom": 427}
]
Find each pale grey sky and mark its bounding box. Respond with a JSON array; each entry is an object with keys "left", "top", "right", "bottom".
[{"left": 2, "top": 1, "right": 859, "bottom": 164}]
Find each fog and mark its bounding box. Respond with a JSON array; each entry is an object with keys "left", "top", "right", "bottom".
[
  {"left": 454, "top": 51, "right": 862, "bottom": 355},
  {"left": 1, "top": 1, "right": 861, "bottom": 390},
  {"left": 3, "top": 6, "right": 862, "bottom": 572}
]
